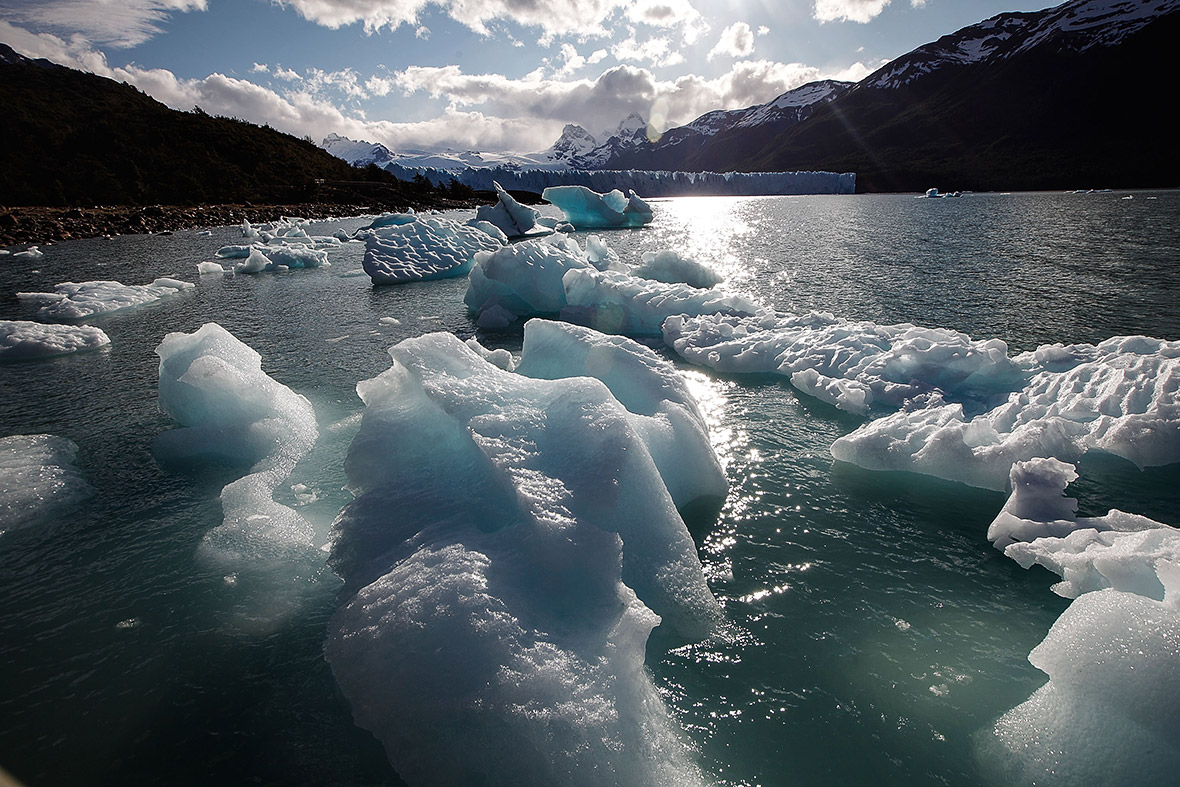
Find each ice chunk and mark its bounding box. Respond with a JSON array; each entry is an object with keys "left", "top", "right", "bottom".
[
  {"left": 562, "top": 268, "right": 759, "bottom": 336},
  {"left": 584, "top": 234, "right": 624, "bottom": 271},
  {"left": 515, "top": 319, "right": 727, "bottom": 512},
  {"left": 631, "top": 249, "right": 723, "bottom": 289},
  {"left": 326, "top": 330, "right": 715, "bottom": 786},
  {"left": 542, "top": 185, "right": 653, "bottom": 228},
  {"left": 988, "top": 458, "right": 1178, "bottom": 598},
  {"left": 465, "top": 220, "right": 509, "bottom": 244},
  {"left": 831, "top": 335, "right": 1180, "bottom": 489},
  {"left": 197, "top": 261, "right": 227, "bottom": 275},
  {"left": 154, "top": 323, "right": 319, "bottom": 569},
  {"left": 664, "top": 311, "right": 1024, "bottom": 416},
  {"left": 362, "top": 215, "right": 505, "bottom": 285},
  {"left": 0, "top": 320, "right": 110, "bottom": 360},
  {"left": 10, "top": 245, "right": 44, "bottom": 260},
  {"left": 17, "top": 278, "right": 194, "bottom": 321},
  {"left": 0, "top": 434, "right": 92, "bottom": 535},
  {"left": 980, "top": 587, "right": 1180, "bottom": 785},
  {"left": 464, "top": 237, "right": 590, "bottom": 324},
  {"left": 472, "top": 181, "right": 550, "bottom": 238},
  {"left": 360, "top": 210, "right": 418, "bottom": 231}
]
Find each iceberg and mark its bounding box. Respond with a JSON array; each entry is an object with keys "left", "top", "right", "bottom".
[
  {"left": 325, "top": 329, "right": 720, "bottom": 786},
  {"left": 0, "top": 320, "right": 110, "bottom": 360},
  {"left": 542, "top": 185, "right": 653, "bottom": 229},
  {"left": 16, "top": 278, "right": 195, "bottom": 321},
  {"left": 631, "top": 249, "right": 723, "bottom": 289},
  {"left": 362, "top": 215, "right": 505, "bottom": 285},
  {"left": 563, "top": 268, "right": 758, "bottom": 336},
  {"left": 464, "top": 237, "right": 590, "bottom": 326},
  {"left": 0, "top": 434, "right": 92, "bottom": 535},
  {"left": 979, "top": 458, "right": 1180, "bottom": 785},
  {"left": 472, "top": 181, "right": 550, "bottom": 238},
  {"left": 830, "top": 335, "right": 1180, "bottom": 490},
  {"left": 154, "top": 323, "right": 320, "bottom": 570}
]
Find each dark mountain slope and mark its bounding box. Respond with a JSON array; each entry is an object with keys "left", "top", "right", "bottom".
[
  {"left": 0, "top": 43, "right": 422, "bottom": 207},
  {"left": 689, "top": 6, "right": 1178, "bottom": 191}
]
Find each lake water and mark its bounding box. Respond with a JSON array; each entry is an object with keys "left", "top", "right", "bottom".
[{"left": 1, "top": 191, "right": 1178, "bottom": 786}]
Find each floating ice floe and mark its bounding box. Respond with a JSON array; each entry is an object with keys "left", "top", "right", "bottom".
[
  {"left": 197, "top": 261, "right": 227, "bottom": 275},
  {"left": 0, "top": 434, "right": 93, "bottom": 535},
  {"left": 542, "top": 185, "right": 654, "bottom": 229},
  {"left": 471, "top": 181, "right": 550, "bottom": 238},
  {"left": 154, "top": 323, "right": 320, "bottom": 572},
  {"left": 325, "top": 327, "right": 720, "bottom": 786},
  {"left": 631, "top": 249, "right": 723, "bottom": 289},
  {"left": 466, "top": 236, "right": 755, "bottom": 333},
  {"left": 10, "top": 245, "right": 44, "bottom": 260},
  {"left": 831, "top": 335, "right": 1180, "bottom": 490},
  {"left": 979, "top": 458, "right": 1180, "bottom": 785},
  {"left": 362, "top": 215, "right": 505, "bottom": 285},
  {"left": 17, "top": 278, "right": 194, "bottom": 321},
  {"left": 665, "top": 313, "right": 1180, "bottom": 490},
  {"left": 0, "top": 320, "right": 110, "bottom": 360}
]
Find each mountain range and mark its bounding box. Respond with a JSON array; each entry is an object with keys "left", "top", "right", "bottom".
[{"left": 325, "top": 0, "right": 1179, "bottom": 192}]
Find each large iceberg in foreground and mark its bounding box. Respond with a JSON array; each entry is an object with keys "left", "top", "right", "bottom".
[
  {"left": 0, "top": 320, "right": 110, "bottom": 360},
  {"left": 542, "top": 185, "right": 653, "bottom": 229},
  {"left": 154, "top": 323, "right": 319, "bottom": 570},
  {"left": 325, "top": 327, "right": 720, "bottom": 786},
  {"left": 362, "top": 215, "right": 505, "bottom": 285},
  {"left": 978, "top": 459, "right": 1180, "bottom": 784},
  {"left": 17, "top": 278, "right": 195, "bottom": 321},
  {"left": 0, "top": 434, "right": 92, "bottom": 535}
]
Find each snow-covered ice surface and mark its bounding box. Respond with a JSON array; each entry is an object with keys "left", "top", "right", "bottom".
[
  {"left": 978, "top": 458, "right": 1180, "bottom": 785},
  {"left": 154, "top": 323, "right": 321, "bottom": 583},
  {"left": 542, "top": 185, "right": 654, "bottom": 228},
  {"left": 362, "top": 215, "right": 505, "bottom": 284},
  {"left": 0, "top": 434, "right": 92, "bottom": 535},
  {"left": 325, "top": 328, "right": 720, "bottom": 786},
  {"left": 17, "top": 278, "right": 195, "bottom": 321},
  {"left": 0, "top": 320, "right": 110, "bottom": 360}
]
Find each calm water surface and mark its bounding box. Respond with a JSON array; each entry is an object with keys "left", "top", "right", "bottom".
[{"left": 1, "top": 191, "right": 1178, "bottom": 785}]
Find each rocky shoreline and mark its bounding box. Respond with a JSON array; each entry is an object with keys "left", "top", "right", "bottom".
[{"left": 0, "top": 197, "right": 481, "bottom": 247}]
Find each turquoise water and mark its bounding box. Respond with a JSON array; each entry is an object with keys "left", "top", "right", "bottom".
[{"left": 1, "top": 191, "right": 1177, "bottom": 785}]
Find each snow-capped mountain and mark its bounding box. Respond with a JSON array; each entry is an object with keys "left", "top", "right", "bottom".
[
  {"left": 865, "top": 0, "right": 1180, "bottom": 89},
  {"left": 322, "top": 133, "right": 397, "bottom": 169},
  {"left": 536, "top": 124, "right": 599, "bottom": 167}
]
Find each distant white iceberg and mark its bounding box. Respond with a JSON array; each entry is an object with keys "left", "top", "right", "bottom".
[
  {"left": 0, "top": 320, "right": 110, "bottom": 360},
  {"left": 542, "top": 185, "right": 653, "bottom": 229},
  {"left": 362, "top": 215, "right": 505, "bottom": 285},
  {"left": 325, "top": 325, "right": 720, "bottom": 786},
  {"left": 17, "top": 278, "right": 194, "bottom": 321},
  {"left": 0, "top": 434, "right": 92, "bottom": 535}
]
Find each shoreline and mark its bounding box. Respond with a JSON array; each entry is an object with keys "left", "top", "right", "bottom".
[{"left": 0, "top": 197, "right": 482, "bottom": 247}]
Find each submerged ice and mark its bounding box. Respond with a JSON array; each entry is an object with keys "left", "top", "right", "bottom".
[
  {"left": 325, "top": 323, "right": 722, "bottom": 786},
  {"left": 0, "top": 434, "right": 92, "bottom": 535},
  {"left": 17, "top": 278, "right": 195, "bottom": 321}
]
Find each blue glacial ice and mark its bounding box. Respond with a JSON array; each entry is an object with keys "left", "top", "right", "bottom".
[
  {"left": 978, "top": 457, "right": 1180, "bottom": 785},
  {"left": 0, "top": 434, "right": 92, "bottom": 536},
  {"left": 473, "top": 181, "right": 551, "bottom": 239},
  {"left": 631, "top": 249, "right": 723, "bottom": 289},
  {"left": 466, "top": 236, "right": 756, "bottom": 333},
  {"left": 542, "top": 185, "right": 653, "bottom": 229},
  {"left": 16, "top": 278, "right": 195, "bottom": 321},
  {"left": 0, "top": 320, "right": 110, "bottom": 360},
  {"left": 362, "top": 215, "right": 505, "bottom": 285},
  {"left": 325, "top": 327, "right": 721, "bottom": 786},
  {"left": 154, "top": 323, "right": 320, "bottom": 571}
]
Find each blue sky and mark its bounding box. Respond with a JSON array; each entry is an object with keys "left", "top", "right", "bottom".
[{"left": 0, "top": 0, "right": 1059, "bottom": 153}]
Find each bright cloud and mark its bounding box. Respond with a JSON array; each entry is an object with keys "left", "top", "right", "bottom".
[
  {"left": 813, "top": 0, "right": 891, "bottom": 24},
  {"left": 708, "top": 21, "right": 755, "bottom": 60},
  {"left": 0, "top": 0, "right": 207, "bottom": 48}
]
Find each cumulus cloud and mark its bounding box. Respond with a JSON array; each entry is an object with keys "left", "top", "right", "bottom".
[
  {"left": 708, "top": 21, "right": 755, "bottom": 60},
  {"left": 813, "top": 0, "right": 891, "bottom": 24},
  {"left": 611, "top": 34, "right": 685, "bottom": 68},
  {"left": 0, "top": 0, "right": 207, "bottom": 48}
]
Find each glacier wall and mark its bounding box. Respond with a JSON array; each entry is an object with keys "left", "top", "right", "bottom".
[{"left": 385, "top": 163, "right": 856, "bottom": 196}]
